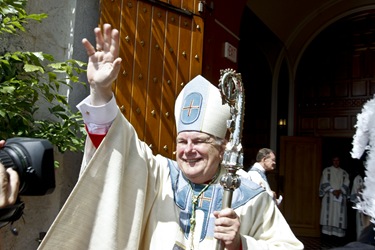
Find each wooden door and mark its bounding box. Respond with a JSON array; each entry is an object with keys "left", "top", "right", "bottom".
[
  {"left": 99, "top": 0, "right": 203, "bottom": 158},
  {"left": 279, "top": 136, "right": 322, "bottom": 237}
]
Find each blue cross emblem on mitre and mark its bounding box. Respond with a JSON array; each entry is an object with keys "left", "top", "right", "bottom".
[
  {"left": 180, "top": 93, "right": 202, "bottom": 124},
  {"left": 174, "top": 75, "right": 231, "bottom": 138}
]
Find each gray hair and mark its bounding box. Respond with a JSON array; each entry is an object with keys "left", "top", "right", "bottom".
[{"left": 256, "top": 148, "right": 274, "bottom": 162}]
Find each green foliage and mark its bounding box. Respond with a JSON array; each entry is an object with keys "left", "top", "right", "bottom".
[
  {"left": 0, "top": 0, "right": 47, "bottom": 34},
  {"left": 0, "top": 1, "right": 87, "bottom": 154},
  {"left": 0, "top": 51, "right": 87, "bottom": 153}
]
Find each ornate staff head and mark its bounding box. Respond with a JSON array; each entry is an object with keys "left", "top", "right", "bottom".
[{"left": 218, "top": 69, "right": 245, "bottom": 197}]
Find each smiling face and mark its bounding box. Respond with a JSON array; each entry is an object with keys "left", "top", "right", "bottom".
[{"left": 176, "top": 131, "right": 225, "bottom": 184}]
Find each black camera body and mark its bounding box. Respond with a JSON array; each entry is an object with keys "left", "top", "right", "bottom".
[{"left": 0, "top": 137, "right": 55, "bottom": 196}]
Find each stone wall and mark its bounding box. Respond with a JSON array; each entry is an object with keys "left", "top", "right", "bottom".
[{"left": 0, "top": 0, "right": 99, "bottom": 249}]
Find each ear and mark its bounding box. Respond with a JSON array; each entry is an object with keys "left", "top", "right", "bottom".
[
  {"left": 217, "top": 144, "right": 226, "bottom": 160},
  {"left": 220, "top": 141, "right": 227, "bottom": 154},
  {"left": 260, "top": 157, "right": 267, "bottom": 164},
  {"left": 219, "top": 148, "right": 225, "bottom": 159},
  {"left": 219, "top": 153, "right": 223, "bottom": 160}
]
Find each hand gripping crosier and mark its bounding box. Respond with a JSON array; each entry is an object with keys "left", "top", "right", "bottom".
[{"left": 215, "top": 68, "right": 245, "bottom": 250}]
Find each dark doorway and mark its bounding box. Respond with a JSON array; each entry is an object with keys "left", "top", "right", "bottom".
[{"left": 321, "top": 137, "right": 363, "bottom": 175}]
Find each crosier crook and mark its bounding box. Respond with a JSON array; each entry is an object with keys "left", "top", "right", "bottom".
[{"left": 215, "top": 69, "right": 245, "bottom": 250}]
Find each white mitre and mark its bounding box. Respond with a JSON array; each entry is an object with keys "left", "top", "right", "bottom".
[{"left": 174, "top": 75, "right": 231, "bottom": 139}]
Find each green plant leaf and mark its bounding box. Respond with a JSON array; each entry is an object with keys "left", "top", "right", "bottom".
[
  {"left": 24, "top": 63, "right": 45, "bottom": 73},
  {"left": 0, "top": 0, "right": 87, "bottom": 159}
]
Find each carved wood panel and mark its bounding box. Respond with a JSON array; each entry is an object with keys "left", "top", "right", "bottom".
[
  {"left": 296, "top": 12, "right": 375, "bottom": 137},
  {"left": 99, "top": 0, "right": 203, "bottom": 158}
]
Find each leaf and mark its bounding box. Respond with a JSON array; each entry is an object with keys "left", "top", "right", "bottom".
[
  {"left": 26, "top": 13, "right": 48, "bottom": 21},
  {"left": 0, "top": 86, "right": 15, "bottom": 93},
  {"left": 10, "top": 53, "right": 22, "bottom": 61},
  {"left": 24, "top": 63, "right": 44, "bottom": 73},
  {"left": 31, "top": 52, "right": 46, "bottom": 61},
  {"left": 0, "top": 3, "right": 86, "bottom": 155}
]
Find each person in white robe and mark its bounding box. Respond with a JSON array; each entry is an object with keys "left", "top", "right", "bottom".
[
  {"left": 319, "top": 156, "right": 350, "bottom": 237},
  {"left": 37, "top": 23, "right": 303, "bottom": 250},
  {"left": 350, "top": 174, "right": 365, "bottom": 239},
  {"left": 246, "top": 148, "right": 282, "bottom": 205}
]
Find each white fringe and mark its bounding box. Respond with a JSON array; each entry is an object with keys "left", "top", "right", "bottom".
[{"left": 351, "top": 95, "right": 375, "bottom": 222}]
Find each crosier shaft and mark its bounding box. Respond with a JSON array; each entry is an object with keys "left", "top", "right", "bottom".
[{"left": 215, "top": 69, "right": 245, "bottom": 250}]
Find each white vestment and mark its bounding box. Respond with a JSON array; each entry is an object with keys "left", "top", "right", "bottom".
[
  {"left": 319, "top": 166, "right": 350, "bottom": 237},
  {"left": 247, "top": 162, "right": 273, "bottom": 197},
  {"left": 38, "top": 113, "right": 303, "bottom": 249},
  {"left": 350, "top": 174, "right": 365, "bottom": 239}
]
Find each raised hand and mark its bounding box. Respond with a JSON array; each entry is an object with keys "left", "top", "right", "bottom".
[
  {"left": 213, "top": 208, "right": 241, "bottom": 250},
  {"left": 82, "top": 23, "right": 122, "bottom": 106}
]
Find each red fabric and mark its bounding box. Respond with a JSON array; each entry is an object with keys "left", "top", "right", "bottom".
[
  {"left": 85, "top": 125, "right": 106, "bottom": 148},
  {"left": 88, "top": 133, "right": 106, "bottom": 148}
]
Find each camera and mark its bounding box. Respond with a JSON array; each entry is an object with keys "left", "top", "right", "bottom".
[{"left": 0, "top": 137, "right": 55, "bottom": 196}]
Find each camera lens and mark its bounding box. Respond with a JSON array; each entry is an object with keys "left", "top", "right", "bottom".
[
  {"left": 0, "top": 138, "right": 55, "bottom": 196},
  {"left": 0, "top": 143, "right": 30, "bottom": 193}
]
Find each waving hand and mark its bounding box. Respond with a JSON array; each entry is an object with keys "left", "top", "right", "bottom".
[{"left": 82, "top": 23, "right": 122, "bottom": 105}]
